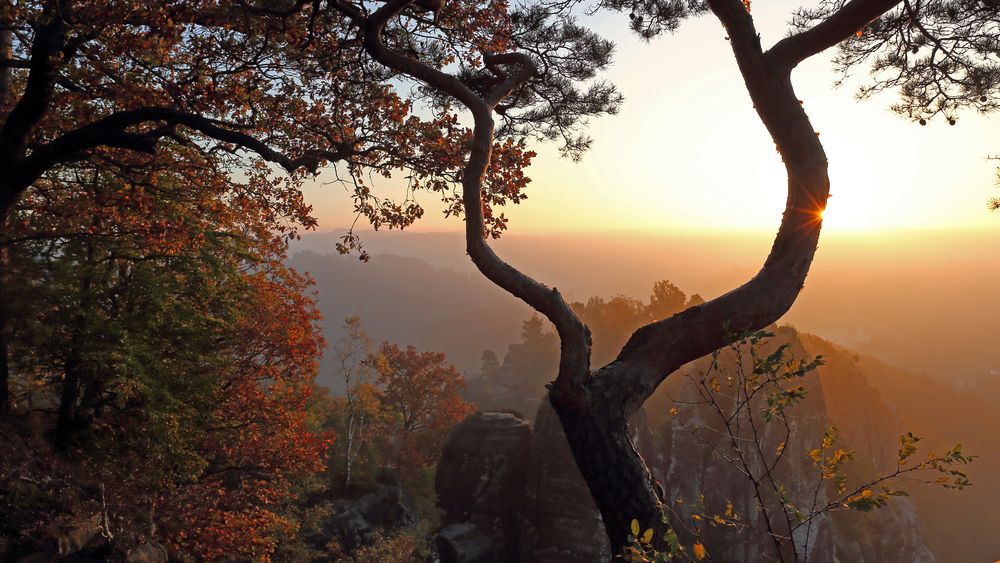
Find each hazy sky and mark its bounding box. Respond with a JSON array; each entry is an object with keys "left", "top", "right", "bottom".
[{"left": 302, "top": 1, "right": 998, "bottom": 235}]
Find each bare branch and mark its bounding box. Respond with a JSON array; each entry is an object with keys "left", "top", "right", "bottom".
[
  {"left": 769, "top": 0, "right": 903, "bottom": 68},
  {"left": 0, "top": 58, "right": 30, "bottom": 68}
]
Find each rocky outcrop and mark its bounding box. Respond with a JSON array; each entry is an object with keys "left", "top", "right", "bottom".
[
  {"left": 330, "top": 474, "right": 417, "bottom": 553},
  {"left": 655, "top": 347, "right": 840, "bottom": 562},
  {"left": 436, "top": 523, "right": 494, "bottom": 563},
  {"left": 126, "top": 539, "right": 168, "bottom": 563},
  {"left": 436, "top": 406, "right": 657, "bottom": 563},
  {"left": 519, "top": 401, "right": 611, "bottom": 563},
  {"left": 651, "top": 327, "right": 935, "bottom": 562},
  {"left": 435, "top": 412, "right": 532, "bottom": 562},
  {"left": 437, "top": 328, "right": 939, "bottom": 563},
  {"left": 9, "top": 513, "right": 110, "bottom": 562}
]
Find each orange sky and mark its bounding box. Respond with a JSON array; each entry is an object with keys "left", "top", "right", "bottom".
[{"left": 301, "top": 3, "right": 999, "bottom": 236}]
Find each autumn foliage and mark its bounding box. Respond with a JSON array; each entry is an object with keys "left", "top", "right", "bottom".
[
  {"left": 372, "top": 342, "right": 475, "bottom": 473},
  {"left": 0, "top": 162, "right": 330, "bottom": 559},
  {"left": 154, "top": 271, "right": 332, "bottom": 560},
  {"left": 0, "top": 0, "right": 552, "bottom": 262}
]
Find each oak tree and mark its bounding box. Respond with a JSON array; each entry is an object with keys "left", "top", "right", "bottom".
[
  {"left": 0, "top": 0, "right": 618, "bottom": 411},
  {"left": 0, "top": 167, "right": 330, "bottom": 559},
  {"left": 370, "top": 342, "right": 474, "bottom": 473}
]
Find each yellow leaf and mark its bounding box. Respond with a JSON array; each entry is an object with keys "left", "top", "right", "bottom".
[
  {"left": 630, "top": 519, "right": 640, "bottom": 536},
  {"left": 641, "top": 528, "right": 654, "bottom": 543},
  {"left": 694, "top": 542, "right": 707, "bottom": 560}
]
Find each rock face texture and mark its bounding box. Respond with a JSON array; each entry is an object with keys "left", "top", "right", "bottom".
[
  {"left": 434, "top": 405, "right": 682, "bottom": 563},
  {"left": 125, "top": 539, "right": 168, "bottom": 563},
  {"left": 436, "top": 523, "right": 494, "bottom": 563},
  {"left": 437, "top": 329, "right": 935, "bottom": 562},
  {"left": 655, "top": 344, "right": 840, "bottom": 562},
  {"left": 435, "top": 406, "right": 615, "bottom": 563},
  {"left": 329, "top": 474, "right": 417, "bottom": 553},
  {"left": 519, "top": 401, "right": 612, "bottom": 563},
  {"left": 436, "top": 412, "right": 532, "bottom": 562},
  {"left": 651, "top": 327, "right": 934, "bottom": 563}
]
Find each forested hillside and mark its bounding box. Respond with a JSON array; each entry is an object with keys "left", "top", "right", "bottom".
[{"left": 292, "top": 245, "right": 992, "bottom": 560}]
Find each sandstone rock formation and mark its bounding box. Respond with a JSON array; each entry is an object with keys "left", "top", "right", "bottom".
[
  {"left": 519, "top": 401, "right": 611, "bottom": 563},
  {"left": 437, "top": 328, "right": 935, "bottom": 562},
  {"left": 436, "top": 411, "right": 532, "bottom": 562},
  {"left": 330, "top": 473, "right": 417, "bottom": 553}
]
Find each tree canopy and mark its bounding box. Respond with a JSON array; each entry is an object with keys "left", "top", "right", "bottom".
[
  {"left": 1, "top": 0, "right": 996, "bottom": 558},
  {"left": 0, "top": 0, "right": 622, "bottom": 257}
]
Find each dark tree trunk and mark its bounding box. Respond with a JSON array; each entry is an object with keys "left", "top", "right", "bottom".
[
  {"left": 0, "top": 308, "right": 9, "bottom": 416},
  {"left": 1, "top": 25, "right": 22, "bottom": 415},
  {"left": 0, "top": 24, "right": 11, "bottom": 113},
  {"left": 55, "top": 242, "right": 96, "bottom": 451},
  {"left": 55, "top": 344, "right": 83, "bottom": 450},
  {"left": 0, "top": 238, "right": 9, "bottom": 415},
  {"left": 556, "top": 405, "right": 668, "bottom": 551}
]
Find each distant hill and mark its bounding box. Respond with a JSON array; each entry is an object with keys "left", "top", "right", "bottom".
[
  {"left": 288, "top": 250, "right": 531, "bottom": 391},
  {"left": 291, "top": 228, "right": 1000, "bottom": 385},
  {"left": 832, "top": 340, "right": 1000, "bottom": 562}
]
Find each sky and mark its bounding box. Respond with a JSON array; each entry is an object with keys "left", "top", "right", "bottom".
[{"left": 301, "top": 1, "right": 999, "bottom": 236}]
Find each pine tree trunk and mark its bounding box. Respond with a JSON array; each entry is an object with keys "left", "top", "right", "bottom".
[{"left": 555, "top": 404, "right": 669, "bottom": 553}]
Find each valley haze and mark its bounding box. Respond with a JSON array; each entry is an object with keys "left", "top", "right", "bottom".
[{"left": 291, "top": 228, "right": 1000, "bottom": 388}]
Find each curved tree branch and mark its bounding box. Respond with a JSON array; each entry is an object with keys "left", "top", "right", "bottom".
[
  {"left": 360, "top": 0, "right": 592, "bottom": 407},
  {"left": 484, "top": 52, "right": 539, "bottom": 106},
  {"left": 9, "top": 107, "right": 354, "bottom": 198},
  {"left": 603, "top": 0, "right": 831, "bottom": 417},
  {"left": 768, "top": 0, "right": 903, "bottom": 68},
  {"left": 0, "top": 4, "right": 64, "bottom": 162}
]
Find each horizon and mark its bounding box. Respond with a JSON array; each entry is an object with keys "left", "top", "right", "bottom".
[
  {"left": 300, "top": 3, "right": 999, "bottom": 237},
  {"left": 3, "top": 0, "right": 998, "bottom": 560},
  {"left": 290, "top": 228, "right": 1000, "bottom": 387}
]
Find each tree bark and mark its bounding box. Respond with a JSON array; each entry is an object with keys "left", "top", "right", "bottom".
[
  {"left": 557, "top": 404, "right": 667, "bottom": 551},
  {"left": 0, "top": 230, "right": 9, "bottom": 415},
  {"left": 345, "top": 397, "right": 358, "bottom": 490},
  {"left": 0, "top": 22, "right": 10, "bottom": 414},
  {"left": 55, "top": 338, "right": 84, "bottom": 450},
  {"left": 0, "top": 301, "right": 9, "bottom": 416},
  {"left": 55, "top": 241, "right": 96, "bottom": 451},
  {"left": 0, "top": 24, "right": 12, "bottom": 111}
]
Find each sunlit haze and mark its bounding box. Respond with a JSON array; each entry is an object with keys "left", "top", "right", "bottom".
[
  {"left": 303, "top": 1, "right": 997, "bottom": 236},
  {"left": 5, "top": 1, "right": 1000, "bottom": 560}
]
